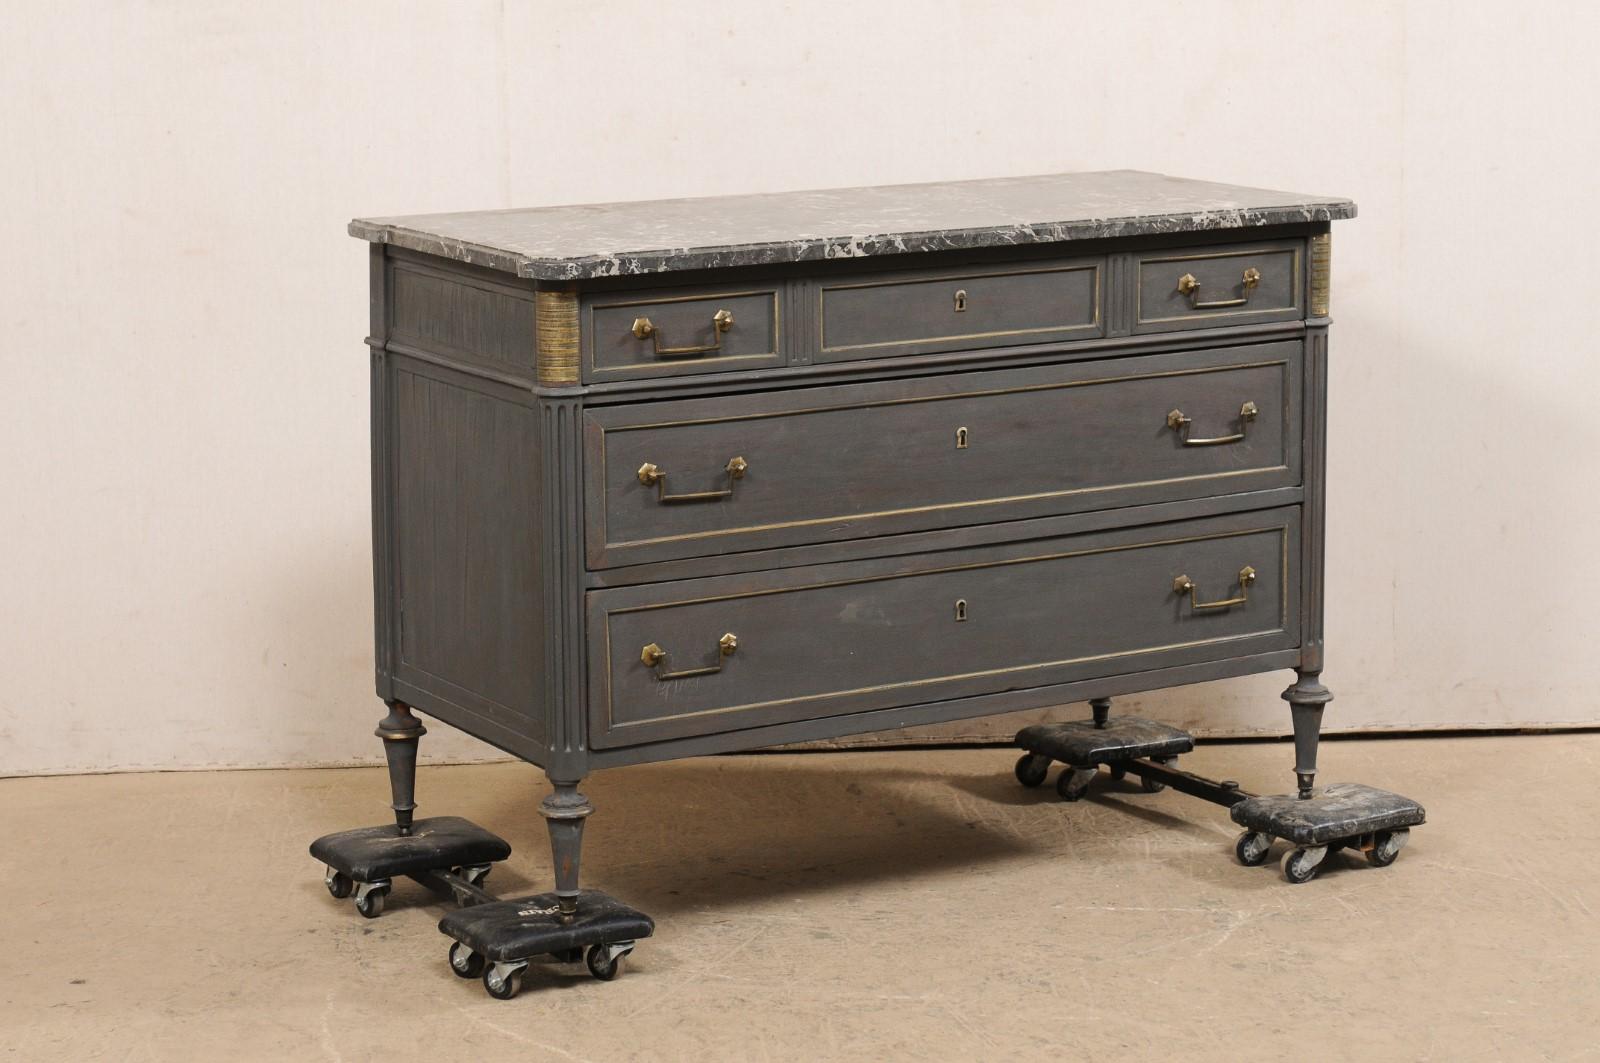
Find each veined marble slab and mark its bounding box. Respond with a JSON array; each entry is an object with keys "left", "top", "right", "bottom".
[{"left": 350, "top": 170, "right": 1354, "bottom": 281}]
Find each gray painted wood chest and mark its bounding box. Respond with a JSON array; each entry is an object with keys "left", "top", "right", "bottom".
[{"left": 347, "top": 170, "right": 1352, "bottom": 902}]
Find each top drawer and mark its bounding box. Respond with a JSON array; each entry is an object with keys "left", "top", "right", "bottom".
[
  {"left": 1134, "top": 241, "right": 1303, "bottom": 333},
  {"left": 584, "top": 285, "right": 784, "bottom": 381},
  {"left": 816, "top": 259, "right": 1104, "bottom": 361}
]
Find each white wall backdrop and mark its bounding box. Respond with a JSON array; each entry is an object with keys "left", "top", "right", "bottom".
[{"left": 3, "top": 1, "right": 1597, "bottom": 774}]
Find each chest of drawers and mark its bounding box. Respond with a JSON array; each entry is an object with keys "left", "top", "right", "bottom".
[{"left": 348, "top": 170, "right": 1351, "bottom": 910}]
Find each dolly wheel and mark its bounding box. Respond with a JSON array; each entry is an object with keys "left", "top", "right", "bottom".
[
  {"left": 449, "top": 942, "right": 485, "bottom": 980},
  {"left": 354, "top": 885, "right": 388, "bottom": 918},
  {"left": 1056, "top": 767, "right": 1094, "bottom": 802},
  {"left": 454, "top": 864, "right": 492, "bottom": 888},
  {"left": 484, "top": 965, "right": 523, "bottom": 1001},
  {"left": 1234, "top": 831, "right": 1273, "bottom": 867},
  {"left": 1281, "top": 848, "right": 1320, "bottom": 885},
  {"left": 1014, "top": 754, "right": 1049, "bottom": 788},
  {"left": 1366, "top": 828, "right": 1409, "bottom": 868},
  {"left": 325, "top": 869, "right": 353, "bottom": 900},
  {"left": 1141, "top": 757, "right": 1171, "bottom": 793},
  {"left": 586, "top": 943, "right": 625, "bottom": 981}
]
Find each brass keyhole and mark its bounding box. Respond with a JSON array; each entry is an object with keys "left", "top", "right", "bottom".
[
  {"left": 953, "top": 289, "right": 967, "bottom": 312},
  {"left": 954, "top": 599, "right": 968, "bottom": 622},
  {"left": 955, "top": 426, "right": 969, "bottom": 449}
]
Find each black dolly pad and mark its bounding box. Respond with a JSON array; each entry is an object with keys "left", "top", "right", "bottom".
[
  {"left": 1230, "top": 783, "right": 1426, "bottom": 846},
  {"left": 309, "top": 816, "right": 511, "bottom": 882},
  {"left": 440, "top": 890, "right": 656, "bottom": 963},
  {"left": 1016, "top": 717, "right": 1195, "bottom": 765}
]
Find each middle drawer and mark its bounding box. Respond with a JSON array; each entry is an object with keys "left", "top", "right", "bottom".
[{"left": 583, "top": 341, "right": 1302, "bottom": 568}]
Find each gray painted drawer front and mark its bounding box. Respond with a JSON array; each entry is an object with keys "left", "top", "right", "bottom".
[
  {"left": 1135, "top": 241, "right": 1303, "bottom": 333},
  {"left": 816, "top": 259, "right": 1103, "bottom": 361},
  {"left": 585, "top": 286, "right": 783, "bottom": 380},
  {"left": 583, "top": 341, "right": 1301, "bottom": 568},
  {"left": 587, "top": 507, "right": 1300, "bottom": 748}
]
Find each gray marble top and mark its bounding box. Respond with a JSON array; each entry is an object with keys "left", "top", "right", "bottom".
[{"left": 350, "top": 170, "right": 1354, "bottom": 281}]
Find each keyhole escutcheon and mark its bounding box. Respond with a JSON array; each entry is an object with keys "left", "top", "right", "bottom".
[
  {"left": 953, "top": 289, "right": 967, "bottom": 312},
  {"left": 954, "top": 599, "right": 968, "bottom": 622},
  {"left": 955, "top": 426, "right": 969, "bottom": 449}
]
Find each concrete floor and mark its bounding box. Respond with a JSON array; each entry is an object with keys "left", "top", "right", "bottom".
[{"left": 2, "top": 735, "right": 1597, "bottom": 1062}]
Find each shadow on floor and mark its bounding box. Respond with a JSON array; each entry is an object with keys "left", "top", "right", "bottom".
[
  {"left": 305, "top": 751, "right": 1385, "bottom": 922},
  {"left": 389, "top": 754, "right": 1264, "bottom": 917}
]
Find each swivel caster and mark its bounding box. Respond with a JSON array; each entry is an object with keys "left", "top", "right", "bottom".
[
  {"left": 353, "top": 880, "right": 391, "bottom": 918},
  {"left": 1281, "top": 846, "right": 1328, "bottom": 885},
  {"left": 1014, "top": 753, "right": 1049, "bottom": 788},
  {"left": 1055, "top": 766, "right": 1096, "bottom": 802},
  {"left": 448, "top": 941, "right": 485, "bottom": 979},
  {"left": 1141, "top": 756, "right": 1173, "bottom": 793},
  {"left": 483, "top": 961, "right": 527, "bottom": 1001},
  {"left": 324, "top": 867, "right": 353, "bottom": 900},
  {"left": 1234, "top": 831, "right": 1273, "bottom": 867},
  {"left": 454, "top": 864, "right": 492, "bottom": 888},
  {"left": 1365, "top": 828, "right": 1409, "bottom": 868},
  {"left": 1108, "top": 764, "right": 1127, "bottom": 782},
  {"left": 586, "top": 941, "right": 634, "bottom": 981}
]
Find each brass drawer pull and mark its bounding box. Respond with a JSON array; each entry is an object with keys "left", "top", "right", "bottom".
[
  {"left": 641, "top": 633, "right": 738, "bottom": 681},
  {"left": 1166, "top": 401, "right": 1258, "bottom": 446},
  {"left": 631, "top": 308, "right": 735, "bottom": 358},
  {"left": 1174, "top": 566, "right": 1257, "bottom": 611},
  {"left": 1176, "top": 266, "right": 1262, "bottom": 309},
  {"left": 637, "top": 456, "right": 748, "bottom": 504}
]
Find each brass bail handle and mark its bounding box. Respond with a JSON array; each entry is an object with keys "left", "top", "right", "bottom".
[
  {"left": 1177, "top": 266, "right": 1262, "bottom": 310},
  {"left": 631, "top": 308, "right": 734, "bottom": 358},
  {"left": 637, "top": 456, "right": 748, "bottom": 504},
  {"left": 640, "top": 633, "right": 738, "bottom": 681},
  {"left": 1173, "top": 565, "right": 1257, "bottom": 611},
  {"left": 1166, "top": 400, "right": 1258, "bottom": 446}
]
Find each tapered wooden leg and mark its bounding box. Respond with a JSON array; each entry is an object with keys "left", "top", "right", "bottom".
[
  {"left": 1282, "top": 671, "right": 1334, "bottom": 799},
  {"left": 375, "top": 701, "right": 426, "bottom": 835},
  {"left": 540, "top": 777, "right": 593, "bottom": 923}
]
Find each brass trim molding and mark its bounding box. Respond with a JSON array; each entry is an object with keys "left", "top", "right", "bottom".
[
  {"left": 535, "top": 290, "right": 580, "bottom": 386},
  {"left": 1309, "top": 232, "right": 1331, "bottom": 317}
]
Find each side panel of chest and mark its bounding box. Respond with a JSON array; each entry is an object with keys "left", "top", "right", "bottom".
[{"left": 376, "top": 353, "right": 550, "bottom": 756}]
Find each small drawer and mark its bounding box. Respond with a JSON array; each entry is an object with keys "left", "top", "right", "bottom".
[
  {"left": 1135, "top": 241, "right": 1303, "bottom": 333},
  {"left": 584, "top": 286, "right": 783, "bottom": 380},
  {"left": 816, "top": 259, "right": 1103, "bottom": 361},
  {"left": 583, "top": 341, "right": 1301, "bottom": 568},
  {"left": 586, "top": 508, "right": 1299, "bottom": 748}
]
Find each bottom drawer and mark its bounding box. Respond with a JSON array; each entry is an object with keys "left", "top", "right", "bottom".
[{"left": 587, "top": 508, "right": 1301, "bottom": 749}]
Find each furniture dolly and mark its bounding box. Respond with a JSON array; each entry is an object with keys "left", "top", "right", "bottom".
[
  {"left": 1013, "top": 700, "right": 1423, "bottom": 884},
  {"left": 309, "top": 172, "right": 1425, "bottom": 1000}
]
